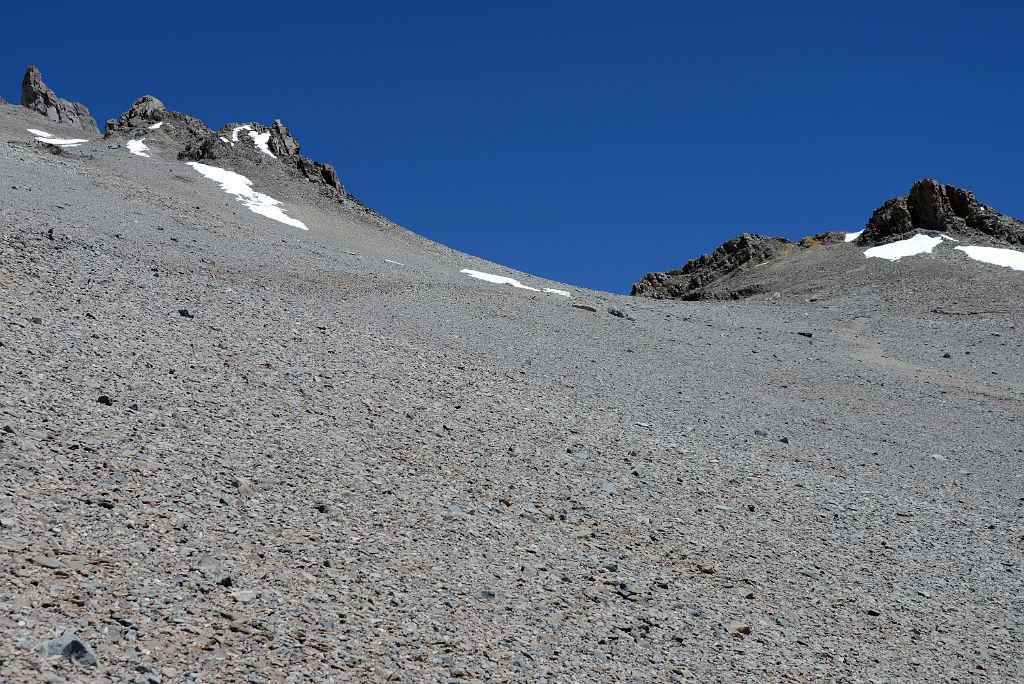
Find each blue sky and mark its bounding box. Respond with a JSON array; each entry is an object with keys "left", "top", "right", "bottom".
[{"left": 3, "top": 2, "right": 1022, "bottom": 292}]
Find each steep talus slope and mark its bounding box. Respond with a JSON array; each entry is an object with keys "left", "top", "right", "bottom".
[{"left": 1, "top": 70, "right": 1022, "bottom": 683}]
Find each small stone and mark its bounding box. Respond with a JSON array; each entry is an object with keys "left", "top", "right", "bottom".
[
  {"left": 178, "top": 309, "right": 194, "bottom": 318},
  {"left": 572, "top": 304, "right": 598, "bottom": 313},
  {"left": 475, "top": 589, "right": 497, "bottom": 600},
  {"left": 727, "top": 621, "right": 751, "bottom": 636},
  {"left": 40, "top": 631, "right": 98, "bottom": 668},
  {"left": 797, "top": 331, "right": 813, "bottom": 338},
  {"left": 97, "top": 395, "right": 114, "bottom": 406},
  {"left": 779, "top": 436, "right": 790, "bottom": 444},
  {"left": 0, "top": 518, "right": 14, "bottom": 528},
  {"left": 942, "top": 352, "right": 952, "bottom": 358},
  {"left": 754, "top": 429, "right": 769, "bottom": 438},
  {"left": 30, "top": 316, "right": 42, "bottom": 324},
  {"left": 930, "top": 453, "right": 946, "bottom": 461},
  {"left": 775, "top": 616, "right": 796, "bottom": 629}
]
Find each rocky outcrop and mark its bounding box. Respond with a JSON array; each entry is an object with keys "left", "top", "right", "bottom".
[
  {"left": 178, "top": 120, "right": 346, "bottom": 197},
  {"left": 632, "top": 233, "right": 795, "bottom": 299},
  {"left": 20, "top": 66, "right": 98, "bottom": 135},
  {"left": 859, "top": 179, "right": 1024, "bottom": 246}
]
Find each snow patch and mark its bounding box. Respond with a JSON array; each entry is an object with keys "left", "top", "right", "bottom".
[
  {"left": 230, "top": 125, "right": 250, "bottom": 142},
  {"left": 461, "top": 269, "right": 540, "bottom": 292},
  {"left": 543, "top": 288, "right": 571, "bottom": 297},
  {"left": 954, "top": 245, "right": 1024, "bottom": 272},
  {"left": 127, "top": 139, "right": 150, "bottom": 157},
  {"left": 148, "top": 121, "right": 164, "bottom": 130},
  {"left": 187, "top": 162, "right": 307, "bottom": 230},
  {"left": 219, "top": 136, "right": 231, "bottom": 144},
  {"left": 28, "top": 128, "right": 86, "bottom": 147},
  {"left": 863, "top": 233, "right": 947, "bottom": 261},
  {"left": 248, "top": 130, "right": 276, "bottom": 158},
  {"left": 844, "top": 230, "right": 863, "bottom": 243},
  {"left": 385, "top": 259, "right": 405, "bottom": 266}
]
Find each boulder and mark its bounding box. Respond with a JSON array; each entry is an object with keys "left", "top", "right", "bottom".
[{"left": 20, "top": 66, "right": 99, "bottom": 135}]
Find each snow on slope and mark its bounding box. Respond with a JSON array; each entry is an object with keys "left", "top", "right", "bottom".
[
  {"left": 187, "top": 162, "right": 307, "bottom": 230},
  {"left": 27, "top": 128, "right": 87, "bottom": 147},
  {"left": 844, "top": 230, "right": 863, "bottom": 243},
  {"left": 955, "top": 245, "right": 1024, "bottom": 272},
  {"left": 461, "top": 269, "right": 571, "bottom": 297},
  {"left": 127, "top": 139, "right": 150, "bottom": 157},
  {"left": 864, "top": 233, "right": 948, "bottom": 261}
]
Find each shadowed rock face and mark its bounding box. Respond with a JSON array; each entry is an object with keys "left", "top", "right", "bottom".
[
  {"left": 632, "top": 233, "right": 795, "bottom": 300},
  {"left": 859, "top": 179, "right": 1024, "bottom": 247},
  {"left": 20, "top": 66, "right": 98, "bottom": 135}
]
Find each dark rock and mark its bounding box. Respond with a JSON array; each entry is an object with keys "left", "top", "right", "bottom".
[
  {"left": 859, "top": 179, "right": 1024, "bottom": 247},
  {"left": 21, "top": 66, "right": 99, "bottom": 135},
  {"left": 796, "top": 331, "right": 813, "bottom": 338},
  {"left": 178, "top": 309, "right": 194, "bottom": 318},
  {"left": 607, "top": 307, "right": 634, "bottom": 321},
  {"left": 632, "top": 233, "right": 794, "bottom": 300},
  {"left": 113, "top": 95, "right": 166, "bottom": 129},
  {"left": 268, "top": 119, "right": 300, "bottom": 157},
  {"left": 754, "top": 429, "right": 769, "bottom": 438},
  {"left": 40, "top": 631, "right": 98, "bottom": 668},
  {"left": 572, "top": 304, "right": 598, "bottom": 312},
  {"left": 97, "top": 395, "right": 113, "bottom": 406}
]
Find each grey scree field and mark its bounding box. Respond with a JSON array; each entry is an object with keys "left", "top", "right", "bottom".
[{"left": 1, "top": 67, "right": 1022, "bottom": 682}]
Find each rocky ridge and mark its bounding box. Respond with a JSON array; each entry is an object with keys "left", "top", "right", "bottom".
[
  {"left": 20, "top": 66, "right": 98, "bottom": 135},
  {"left": 633, "top": 179, "right": 1024, "bottom": 299}
]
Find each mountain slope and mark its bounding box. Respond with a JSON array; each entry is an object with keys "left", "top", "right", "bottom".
[
  {"left": 633, "top": 179, "right": 1024, "bottom": 301},
  {"left": 1, "top": 70, "right": 1022, "bottom": 682}
]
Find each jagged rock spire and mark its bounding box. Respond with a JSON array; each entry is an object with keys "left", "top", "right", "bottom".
[{"left": 20, "top": 66, "right": 99, "bottom": 135}]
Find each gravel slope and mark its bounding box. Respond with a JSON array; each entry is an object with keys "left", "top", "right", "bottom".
[{"left": 1, "top": 101, "right": 1022, "bottom": 683}]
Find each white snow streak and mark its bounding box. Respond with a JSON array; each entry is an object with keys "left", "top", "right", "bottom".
[
  {"left": 460, "top": 269, "right": 572, "bottom": 296},
  {"left": 230, "top": 125, "right": 249, "bottom": 142},
  {"left": 385, "top": 259, "right": 405, "bottom": 266},
  {"left": 954, "top": 245, "right": 1024, "bottom": 272},
  {"left": 127, "top": 139, "right": 150, "bottom": 157},
  {"left": 461, "top": 269, "right": 540, "bottom": 292},
  {"left": 844, "top": 230, "right": 863, "bottom": 243},
  {"left": 187, "top": 162, "right": 307, "bottom": 230},
  {"left": 248, "top": 130, "right": 276, "bottom": 157},
  {"left": 863, "top": 233, "right": 946, "bottom": 261},
  {"left": 148, "top": 121, "right": 164, "bottom": 130},
  {"left": 28, "top": 128, "right": 86, "bottom": 147},
  {"left": 219, "top": 136, "right": 231, "bottom": 144}
]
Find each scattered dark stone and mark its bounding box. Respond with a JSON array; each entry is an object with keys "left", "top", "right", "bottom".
[
  {"left": 178, "top": 309, "right": 194, "bottom": 318},
  {"left": 46, "top": 227, "right": 54, "bottom": 240},
  {"left": 615, "top": 583, "right": 637, "bottom": 600},
  {"left": 796, "top": 331, "right": 813, "bottom": 338},
  {"left": 21, "top": 66, "right": 99, "bottom": 135},
  {"left": 30, "top": 316, "right": 42, "bottom": 324},
  {"left": 475, "top": 588, "right": 497, "bottom": 600},
  {"left": 866, "top": 608, "right": 881, "bottom": 617},
  {"left": 572, "top": 304, "right": 598, "bottom": 313},
  {"left": 942, "top": 352, "right": 952, "bottom": 358},
  {"left": 96, "top": 395, "right": 113, "bottom": 406},
  {"left": 40, "top": 631, "right": 98, "bottom": 668},
  {"left": 218, "top": 576, "right": 233, "bottom": 587},
  {"left": 775, "top": 616, "right": 796, "bottom": 629},
  {"left": 754, "top": 429, "right": 769, "bottom": 438},
  {"left": 779, "top": 436, "right": 790, "bottom": 444},
  {"left": 607, "top": 307, "right": 634, "bottom": 320}
]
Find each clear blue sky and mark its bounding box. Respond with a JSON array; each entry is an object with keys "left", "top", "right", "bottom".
[{"left": 3, "top": 2, "right": 1022, "bottom": 292}]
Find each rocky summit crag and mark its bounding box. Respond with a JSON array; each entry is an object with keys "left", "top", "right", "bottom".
[
  {"left": 633, "top": 179, "right": 1024, "bottom": 300},
  {"left": 1, "top": 66, "right": 1022, "bottom": 683},
  {"left": 20, "top": 66, "right": 98, "bottom": 135}
]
